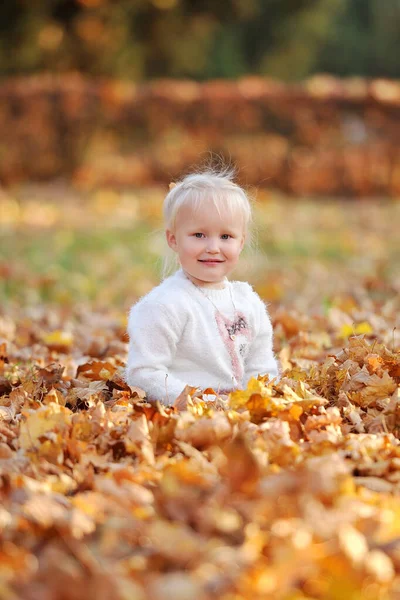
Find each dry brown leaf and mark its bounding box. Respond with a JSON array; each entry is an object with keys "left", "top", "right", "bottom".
[
  {"left": 145, "top": 520, "right": 205, "bottom": 565},
  {"left": 124, "top": 414, "right": 155, "bottom": 464},
  {"left": 175, "top": 413, "right": 232, "bottom": 448}
]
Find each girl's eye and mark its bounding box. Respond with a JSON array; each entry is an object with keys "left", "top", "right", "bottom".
[{"left": 193, "top": 233, "right": 232, "bottom": 239}]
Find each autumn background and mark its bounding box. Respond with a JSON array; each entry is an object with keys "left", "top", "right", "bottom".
[{"left": 0, "top": 1, "right": 400, "bottom": 599}]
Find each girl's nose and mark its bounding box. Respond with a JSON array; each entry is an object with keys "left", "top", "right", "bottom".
[{"left": 206, "top": 238, "right": 220, "bottom": 252}]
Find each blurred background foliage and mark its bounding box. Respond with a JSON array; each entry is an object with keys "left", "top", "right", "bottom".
[{"left": 1, "top": 0, "right": 400, "bottom": 82}]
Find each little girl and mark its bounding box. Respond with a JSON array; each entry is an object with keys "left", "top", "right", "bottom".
[{"left": 124, "top": 168, "right": 279, "bottom": 407}]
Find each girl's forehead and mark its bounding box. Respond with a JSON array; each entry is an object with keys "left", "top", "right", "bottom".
[{"left": 177, "top": 201, "right": 243, "bottom": 227}]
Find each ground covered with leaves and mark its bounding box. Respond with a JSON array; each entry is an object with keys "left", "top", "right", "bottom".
[{"left": 0, "top": 188, "right": 400, "bottom": 599}]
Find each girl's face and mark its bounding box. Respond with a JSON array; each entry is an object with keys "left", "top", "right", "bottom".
[{"left": 166, "top": 201, "right": 246, "bottom": 288}]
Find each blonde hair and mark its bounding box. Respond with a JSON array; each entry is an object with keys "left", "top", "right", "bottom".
[{"left": 160, "top": 166, "right": 256, "bottom": 280}]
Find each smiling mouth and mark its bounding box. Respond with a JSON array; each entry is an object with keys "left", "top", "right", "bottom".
[{"left": 199, "top": 260, "right": 224, "bottom": 263}]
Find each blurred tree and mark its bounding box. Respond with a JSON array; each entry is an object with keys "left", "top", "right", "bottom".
[
  {"left": 252, "top": 0, "right": 344, "bottom": 80},
  {"left": 317, "top": 0, "right": 400, "bottom": 78},
  {"left": 0, "top": 0, "right": 398, "bottom": 81},
  {"left": 0, "top": 0, "right": 343, "bottom": 80}
]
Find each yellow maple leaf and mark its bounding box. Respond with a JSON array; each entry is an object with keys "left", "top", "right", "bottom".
[
  {"left": 339, "top": 322, "right": 373, "bottom": 339},
  {"left": 229, "top": 377, "right": 271, "bottom": 409},
  {"left": 19, "top": 402, "right": 72, "bottom": 451},
  {"left": 289, "top": 404, "right": 303, "bottom": 420},
  {"left": 43, "top": 330, "right": 73, "bottom": 348}
]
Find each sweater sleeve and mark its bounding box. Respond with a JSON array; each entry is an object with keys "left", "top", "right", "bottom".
[
  {"left": 124, "top": 301, "right": 189, "bottom": 406},
  {"left": 243, "top": 296, "right": 280, "bottom": 386}
]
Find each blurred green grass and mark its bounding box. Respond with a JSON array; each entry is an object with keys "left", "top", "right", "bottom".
[
  {"left": 0, "top": 224, "right": 158, "bottom": 306},
  {"left": 1, "top": 189, "right": 399, "bottom": 311}
]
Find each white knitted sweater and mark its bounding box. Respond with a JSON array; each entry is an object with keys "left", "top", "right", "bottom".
[{"left": 124, "top": 268, "right": 279, "bottom": 405}]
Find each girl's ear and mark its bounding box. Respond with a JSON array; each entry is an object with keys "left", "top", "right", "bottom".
[
  {"left": 239, "top": 233, "right": 246, "bottom": 252},
  {"left": 166, "top": 229, "right": 177, "bottom": 252}
]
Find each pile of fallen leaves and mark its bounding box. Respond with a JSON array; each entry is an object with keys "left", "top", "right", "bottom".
[{"left": 0, "top": 300, "right": 399, "bottom": 600}]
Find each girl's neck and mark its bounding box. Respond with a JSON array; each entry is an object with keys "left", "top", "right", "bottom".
[{"left": 182, "top": 269, "right": 227, "bottom": 290}]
